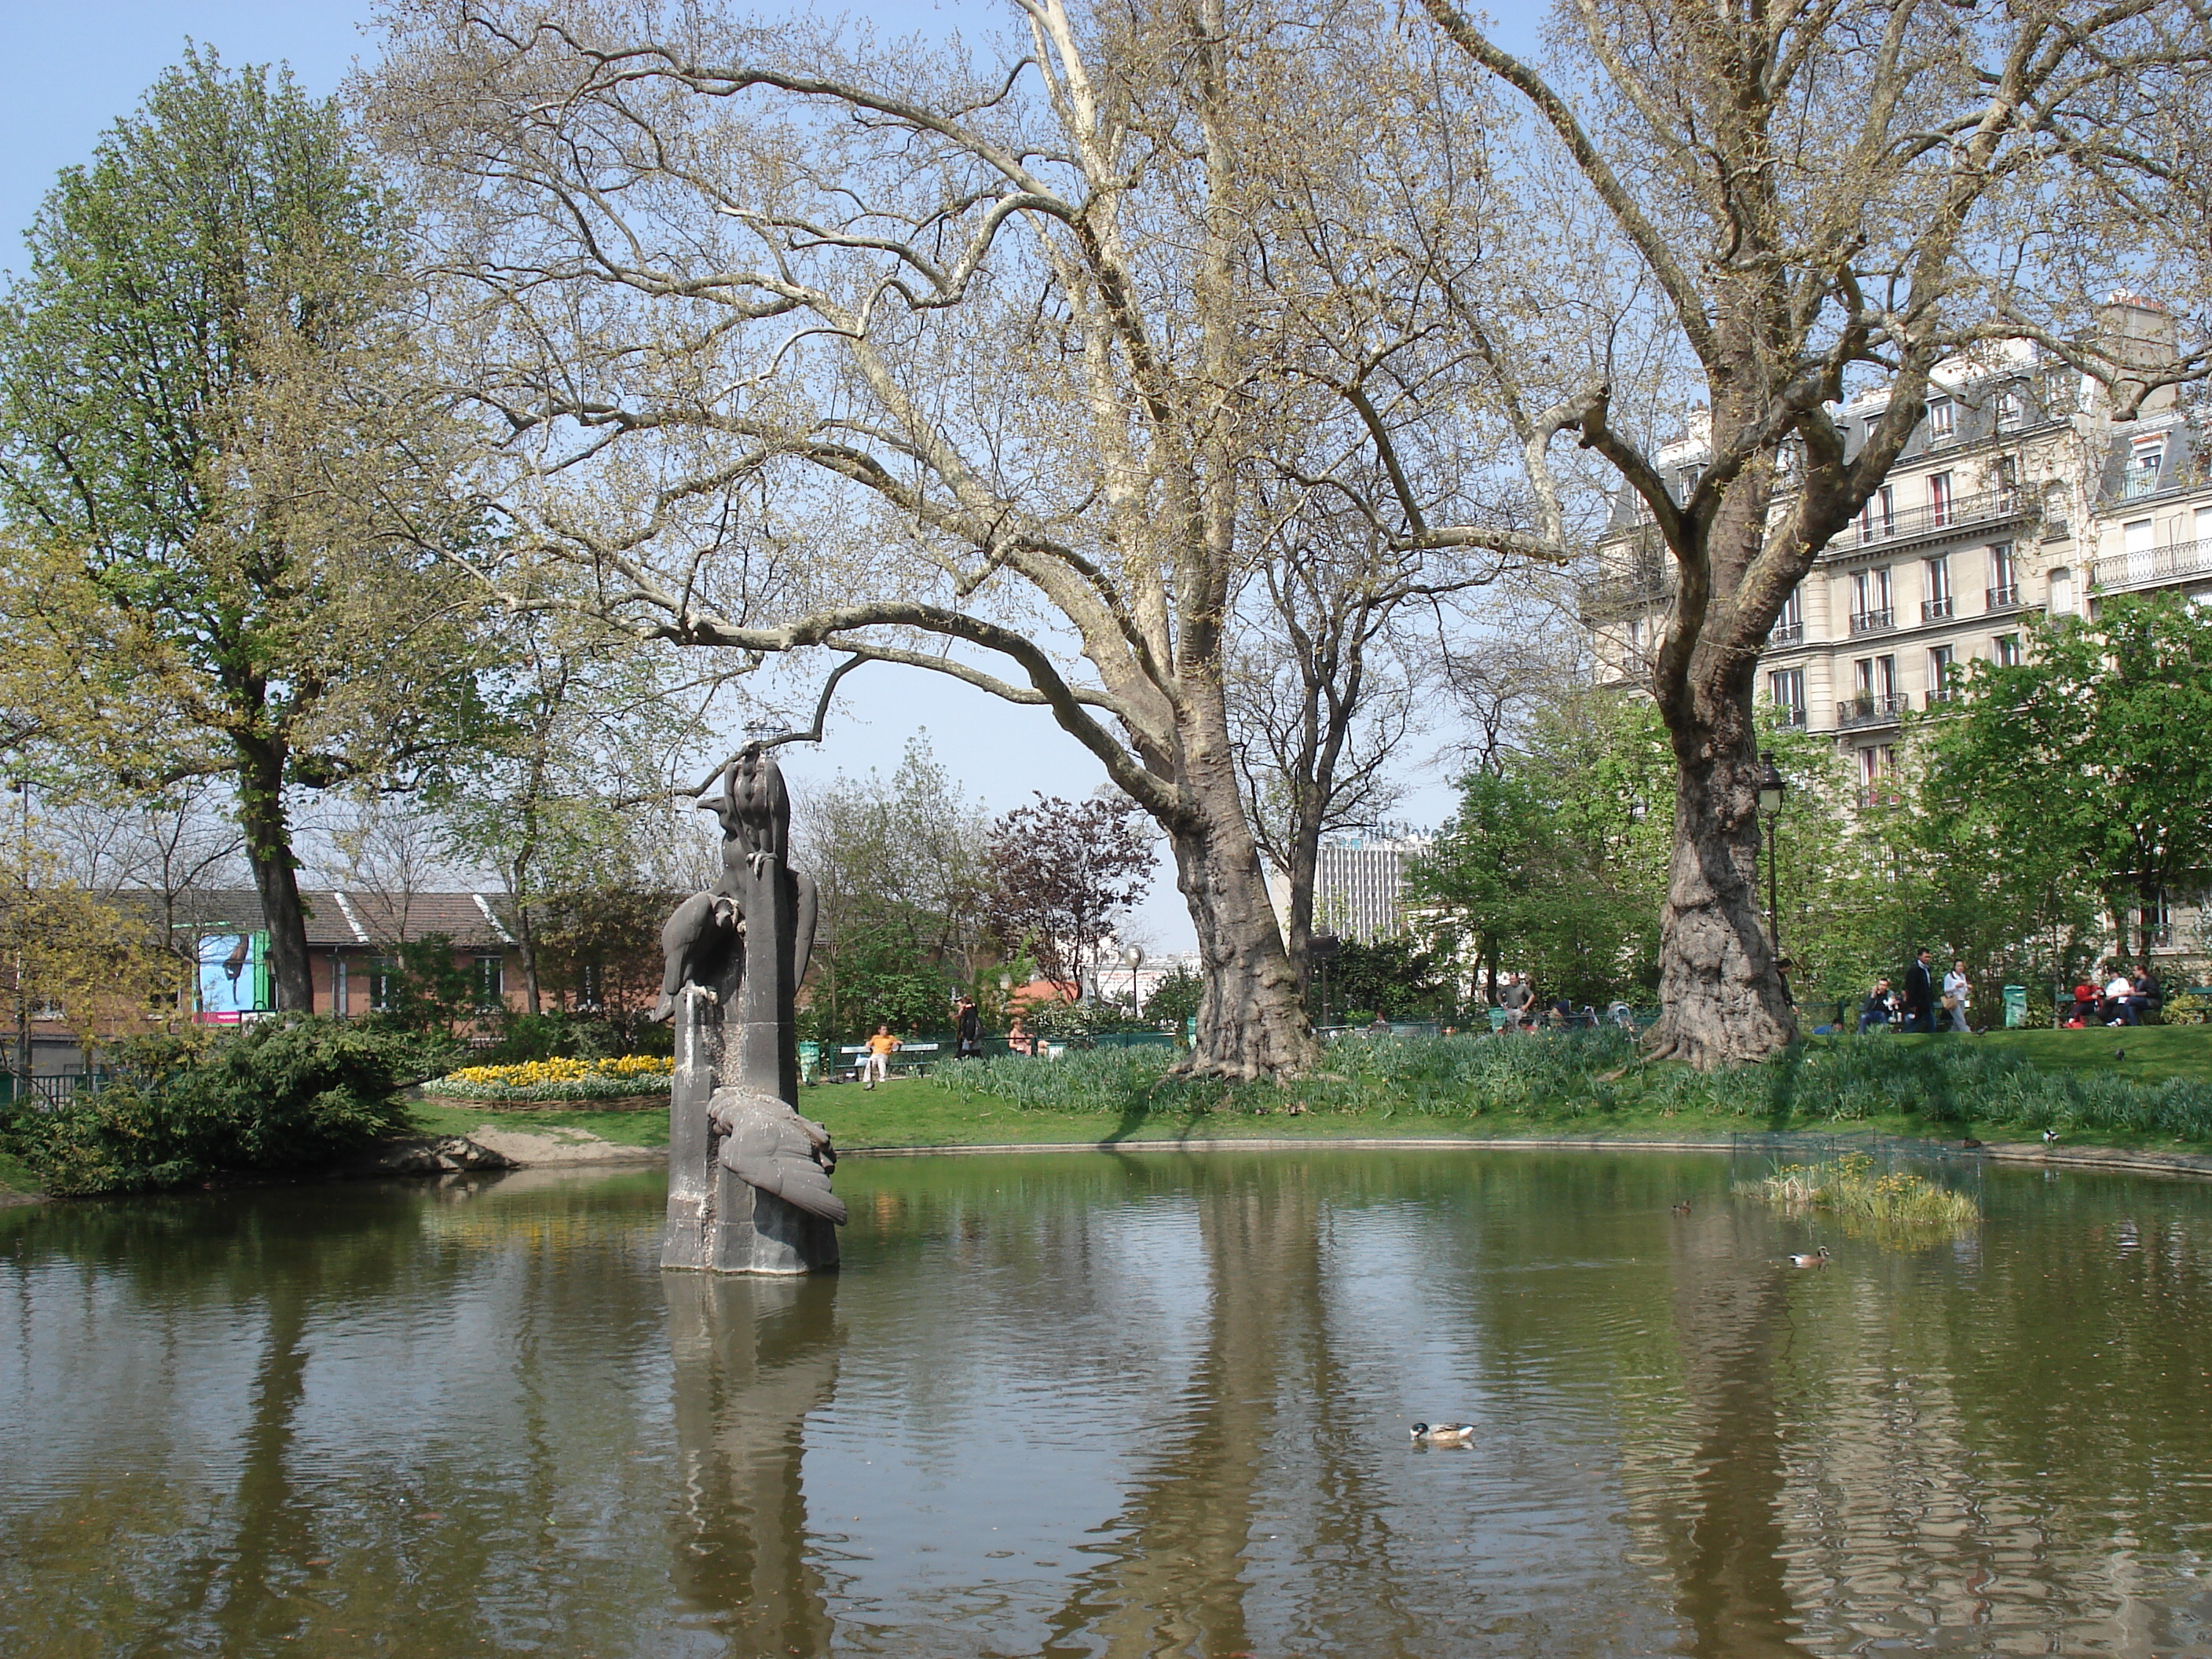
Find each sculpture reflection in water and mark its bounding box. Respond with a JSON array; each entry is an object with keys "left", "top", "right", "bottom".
[
  {"left": 665, "top": 1273, "right": 841, "bottom": 1651},
  {"left": 657, "top": 745, "right": 844, "bottom": 1274}
]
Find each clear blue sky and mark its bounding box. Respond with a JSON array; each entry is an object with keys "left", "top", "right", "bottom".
[{"left": 1, "top": 0, "right": 1540, "bottom": 947}]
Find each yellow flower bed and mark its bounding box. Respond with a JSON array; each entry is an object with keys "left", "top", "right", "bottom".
[{"left": 446, "top": 1055, "right": 674, "bottom": 1088}]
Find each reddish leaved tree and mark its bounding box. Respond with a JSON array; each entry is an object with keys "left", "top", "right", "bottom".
[{"left": 983, "top": 796, "right": 1154, "bottom": 994}]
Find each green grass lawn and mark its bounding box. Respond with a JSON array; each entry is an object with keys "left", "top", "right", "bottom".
[
  {"left": 1963, "top": 1024, "right": 2210, "bottom": 1084},
  {"left": 401, "top": 1028, "right": 2212, "bottom": 1159},
  {"left": 8, "top": 1026, "right": 2211, "bottom": 1200}
]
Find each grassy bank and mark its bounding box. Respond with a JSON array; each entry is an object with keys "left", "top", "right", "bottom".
[{"left": 12, "top": 1024, "right": 2212, "bottom": 1200}]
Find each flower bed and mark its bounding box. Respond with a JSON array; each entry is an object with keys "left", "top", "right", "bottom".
[{"left": 422, "top": 1054, "right": 673, "bottom": 1104}]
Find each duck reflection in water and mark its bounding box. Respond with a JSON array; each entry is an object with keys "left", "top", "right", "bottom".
[{"left": 665, "top": 1273, "right": 841, "bottom": 1653}]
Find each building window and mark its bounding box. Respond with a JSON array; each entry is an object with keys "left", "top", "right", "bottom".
[
  {"left": 1995, "top": 632, "right": 2023, "bottom": 667},
  {"left": 370, "top": 960, "right": 400, "bottom": 1014},
  {"left": 1922, "top": 555, "right": 1952, "bottom": 620},
  {"left": 1928, "top": 471, "right": 1954, "bottom": 527},
  {"left": 1770, "top": 668, "right": 1806, "bottom": 725},
  {"left": 1927, "top": 645, "right": 1957, "bottom": 702},
  {"left": 1676, "top": 464, "right": 1701, "bottom": 504},
  {"left": 2144, "top": 891, "right": 2174, "bottom": 949},
  {"left": 2123, "top": 436, "right": 2165, "bottom": 500},
  {"left": 1989, "top": 541, "right": 2017, "bottom": 608},
  {"left": 1771, "top": 584, "right": 1803, "bottom": 644},
  {"left": 475, "top": 955, "right": 504, "bottom": 1009},
  {"left": 1859, "top": 744, "right": 1900, "bottom": 805},
  {"left": 1859, "top": 484, "right": 1895, "bottom": 544},
  {"left": 1926, "top": 396, "right": 1956, "bottom": 441},
  {"left": 1995, "top": 386, "right": 2025, "bottom": 431},
  {"left": 2049, "top": 566, "right": 2074, "bottom": 617},
  {"left": 1851, "top": 566, "right": 1892, "bottom": 632},
  {"left": 1991, "top": 453, "right": 2019, "bottom": 495}
]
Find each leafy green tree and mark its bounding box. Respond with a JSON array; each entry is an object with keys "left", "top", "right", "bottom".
[
  {"left": 1917, "top": 595, "right": 2212, "bottom": 964},
  {"left": 439, "top": 613, "right": 726, "bottom": 1014},
  {"left": 0, "top": 53, "right": 488, "bottom": 1011},
  {"left": 1142, "top": 968, "right": 1206, "bottom": 1030},
  {"left": 1324, "top": 936, "right": 1450, "bottom": 1024},
  {"left": 1413, "top": 691, "right": 1675, "bottom": 1009},
  {"left": 796, "top": 738, "right": 989, "bottom": 1043}
]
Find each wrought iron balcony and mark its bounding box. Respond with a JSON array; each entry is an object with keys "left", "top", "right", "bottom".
[
  {"left": 1921, "top": 595, "right": 1954, "bottom": 621},
  {"left": 1847, "top": 486, "right": 2027, "bottom": 551},
  {"left": 1769, "top": 621, "right": 1804, "bottom": 646},
  {"left": 1925, "top": 685, "right": 1963, "bottom": 706},
  {"left": 1837, "top": 694, "right": 1909, "bottom": 730},
  {"left": 1858, "top": 785, "right": 1908, "bottom": 809},
  {"left": 1849, "top": 607, "right": 1895, "bottom": 635},
  {"left": 2092, "top": 535, "right": 2212, "bottom": 595},
  {"left": 1774, "top": 704, "right": 1807, "bottom": 727},
  {"left": 1987, "top": 583, "right": 2022, "bottom": 612}
]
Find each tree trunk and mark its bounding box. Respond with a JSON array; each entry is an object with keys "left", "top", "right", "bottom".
[
  {"left": 235, "top": 736, "right": 314, "bottom": 1014},
  {"left": 1162, "top": 710, "right": 1319, "bottom": 1080},
  {"left": 1645, "top": 717, "right": 1795, "bottom": 1068}
]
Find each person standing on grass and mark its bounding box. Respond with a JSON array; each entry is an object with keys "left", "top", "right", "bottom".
[
  {"left": 1500, "top": 974, "right": 1535, "bottom": 1031},
  {"left": 862, "top": 1024, "right": 901, "bottom": 1089},
  {"left": 954, "top": 996, "right": 983, "bottom": 1059},
  {"left": 1943, "top": 958, "right": 1972, "bottom": 1034},
  {"left": 1903, "top": 948, "right": 1936, "bottom": 1034}
]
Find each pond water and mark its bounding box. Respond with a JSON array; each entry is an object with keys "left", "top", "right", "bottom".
[{"left": 6, "top": 1148, "right": 2212, "bottom": 1657}]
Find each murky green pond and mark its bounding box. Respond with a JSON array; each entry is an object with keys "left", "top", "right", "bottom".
[{"left": 6, "top": 1148, "right": 2212, "bottom": 1657}]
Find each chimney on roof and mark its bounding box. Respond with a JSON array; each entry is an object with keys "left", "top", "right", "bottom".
[{"left": 2094, "top": 291, "right": 2178, "bottom": 418}]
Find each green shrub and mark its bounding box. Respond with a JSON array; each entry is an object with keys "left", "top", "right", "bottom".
[{"left": 1, "top": 1018, "right": 434, "bottom": 1196}]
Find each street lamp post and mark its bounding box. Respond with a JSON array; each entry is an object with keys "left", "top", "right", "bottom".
[
  {"left": 1309, "top": 932, "right": 1342, "bottom": 1028},
  {"left": 1756, "top": 752, "right": 1788, "bottom": 958},
  {"left": 1122, "top": 946, "right": 1144, "bottom": 1017},
  {"left": 9, "top": 779, "right": 27, "bottom": 1082}
]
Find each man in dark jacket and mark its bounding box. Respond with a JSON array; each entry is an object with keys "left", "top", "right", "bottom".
[
  {"left": 1903, "top": 948, "right": 1936, "bottom": 1034},
  {"left": 954, "top": 997, "right": 983, "bottom": 1059}
]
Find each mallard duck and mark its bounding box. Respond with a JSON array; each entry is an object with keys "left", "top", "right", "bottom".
[
  {"left": 1409, "top": 1422, "right": 1477, "bottom": 1445},
  {"left": 1671, "top": 1200, "right": 1693, "bottom": 1216},
  {"left": 1786, "top": 1246, "right": 1830, "bottom": 1268}
]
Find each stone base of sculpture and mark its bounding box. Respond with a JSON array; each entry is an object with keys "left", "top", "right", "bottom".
[{"left": 660, "top": 972, "right": 839, "bottom": 1276}]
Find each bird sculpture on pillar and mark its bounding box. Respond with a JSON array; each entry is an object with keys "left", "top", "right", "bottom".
[{"left": 658, "top": 744, "right": 842, "bottom": 1268}]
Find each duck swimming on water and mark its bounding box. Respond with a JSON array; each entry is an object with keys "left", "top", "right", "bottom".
[
  {"left": 1409, "top": 1422, "right": 1477, "bottom": 1445},
  {"left": 1787, "top": 1247, "right": 1831, "bottom": 1268}
]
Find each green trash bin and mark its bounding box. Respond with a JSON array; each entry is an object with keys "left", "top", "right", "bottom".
[
  {"left": 798, "top": 1040, "right": 821, "bottom": 1085},
  {"left": 2002, "top": 986, "right": 2027, "bottom": 1029}
]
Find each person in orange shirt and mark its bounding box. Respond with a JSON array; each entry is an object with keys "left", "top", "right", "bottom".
[{"left": 862, "top": 1024, "right": 901, "bottom": 1089}]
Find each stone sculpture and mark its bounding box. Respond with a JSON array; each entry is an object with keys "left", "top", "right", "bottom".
[{"left": 659, "top": 745, "right": 843, "bottom": 1274}]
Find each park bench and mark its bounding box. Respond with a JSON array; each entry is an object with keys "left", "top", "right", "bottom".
[{"left": 833, "top": 1041, "right": 940, "bottom": 1081}]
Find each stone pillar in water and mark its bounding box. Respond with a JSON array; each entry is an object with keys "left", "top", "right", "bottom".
[{"left": 659, "top": 745, "right": 838, "bottom": 1276}]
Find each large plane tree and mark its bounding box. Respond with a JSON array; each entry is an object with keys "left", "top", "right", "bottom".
[
  {"left": 1418, "top": 0, "right": 2212, "bottom": 1063},
  {"left": 370, "top": 0, "right": 1555, "bottom": 1077}
]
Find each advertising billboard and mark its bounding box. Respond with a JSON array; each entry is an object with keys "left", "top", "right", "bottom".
[{"left": 196, "top": 932, "right": 271, "bottom": 1021}]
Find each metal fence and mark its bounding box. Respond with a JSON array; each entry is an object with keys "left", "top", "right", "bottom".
[{"left": 0, "top": 1071, "right": 107, "bottom": 1106}]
